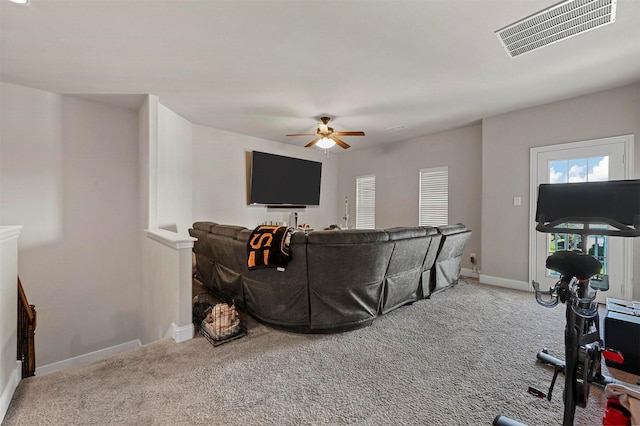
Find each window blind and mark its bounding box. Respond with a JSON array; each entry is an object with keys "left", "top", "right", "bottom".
[
  {"left": 356, "top": 175, "right": 375, "bottom": 229},
  {"left": 419, "top": 166, "right": 448, "bottom": 227}
]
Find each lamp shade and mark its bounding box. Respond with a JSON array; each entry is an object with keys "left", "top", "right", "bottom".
[{"left": 316, "top": 137, "right": 336, "bottom": 149}]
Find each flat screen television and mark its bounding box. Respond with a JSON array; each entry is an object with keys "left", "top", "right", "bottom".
[{"left": 249, "top": 151, "right": 322, "bottom": 206}]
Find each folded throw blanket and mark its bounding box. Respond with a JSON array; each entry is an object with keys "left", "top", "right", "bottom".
[{"left": 247, "top": 225, "right": 293, "bottom": 270}]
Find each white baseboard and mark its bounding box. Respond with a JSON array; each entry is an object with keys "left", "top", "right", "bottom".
[
  {"left": 168, "top": 322, "right": 194, "bottom": 343},
  {"left": 0, "top": 362, "right": 21, "bottom": 423},
  {"left": 460, "top": 267, "right": 476, "bottom": 278},
  {"left": 479, "top": 274, "right": 530, "bottom": 292},
  {"left": 36, "top": 339, "right": 142, "bottom": 376},
  {"left": 35, "top": 325, "right": 192, "bottom": 378}
]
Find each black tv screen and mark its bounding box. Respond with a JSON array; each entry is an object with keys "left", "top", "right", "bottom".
[{"left": 249, "top": 151, "right": 322, "bottom": 206}]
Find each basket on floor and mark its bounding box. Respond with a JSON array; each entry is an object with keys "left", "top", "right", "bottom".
[{"left": 199, "top": 301, "right": 246, "bottom": 346}]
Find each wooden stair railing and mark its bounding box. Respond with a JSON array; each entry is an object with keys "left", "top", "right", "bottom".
[{"left": 17, "top": 277, "right": 37, "bottom": 378}]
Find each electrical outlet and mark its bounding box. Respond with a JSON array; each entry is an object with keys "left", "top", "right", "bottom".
[{"left": 470, "top": 253, "right": 477, "bottom": 265}]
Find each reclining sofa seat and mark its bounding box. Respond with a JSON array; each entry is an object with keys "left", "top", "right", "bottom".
[
  {"left": 306, "top": 229, "right": 394, "bottom": 332},
  {"left": 419, "top": 226, "right": 443, "bottom": 298},
  {"left": 235, "top": 229, "right": 309, "bottom": 330},
  {"left": 383, "top": 226, "right": 437, "bottom": 313},
  {"left": 207, "top": 224, "right": 248, "bottom": 305},
  {"left": 431, "top": 223, "right": 472, "bottom": 294}
]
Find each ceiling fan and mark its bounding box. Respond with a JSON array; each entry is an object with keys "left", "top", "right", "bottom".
[{"left": 286, "top": 116, "right": 365, "bottom": 149}]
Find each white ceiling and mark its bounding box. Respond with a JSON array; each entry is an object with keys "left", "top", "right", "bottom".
[{"left": 1, "top": 0, "right": 639, "bottom": 151}]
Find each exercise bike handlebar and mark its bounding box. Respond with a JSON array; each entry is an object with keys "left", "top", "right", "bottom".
[{"left": 531, "top": 280, "right": 560, "bottom": 307}]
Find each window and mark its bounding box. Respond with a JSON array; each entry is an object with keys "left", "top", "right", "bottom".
[
  {"left": 419, "top": 166, "right": 448, "bottom": 227},
  {"left": 547, "top": 156, "right": 610, "bottom": 276},
  {"left": 356, "top": 175, "right": 375, "bottom": 229}
]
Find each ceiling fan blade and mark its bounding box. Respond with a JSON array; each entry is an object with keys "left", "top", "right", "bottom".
[
  {"left": 334, "top": 131, "right": 365, "bottom": 136},
  {"left": 305, "top": 137, "right": 321, "bottom": 148},
  {"left": 333, "top": 136, "right": 351, "bottom": 149},
  {"left": 286, "top": 133, "right": 316, "bottom": 136}
]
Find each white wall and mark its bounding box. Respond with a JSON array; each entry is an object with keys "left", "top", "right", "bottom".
[
  {"left": 337, "top": 123, "right": 483, "bottom": 269},
  {"left": 156, "top": 104, "right": 193, "bottom": 235},
  {"left": 482, "top": 83, "right": 640, "bottom": 296},
  {"left": 0, "top": 83, "right": 142, "bottom": 367},
  {"left": 192, "top": 124, "right": 340, "bottom": 230},
  {"left": 0, "top": 227, "right": 21, "bottom": 421},
  {"left": 138, "top": 96, "right": 153, "bottom": 233}
]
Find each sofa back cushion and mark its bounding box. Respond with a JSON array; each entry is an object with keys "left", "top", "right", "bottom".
[
  {"left": 192, "top": 221, "right": 218, "bottom": 232},
  {"left": 385, "top": 227, "right": 429, "bottom": 273},
  {"left": 211, "top": 224, "right": 246, "bottom": 238},
  {"left": 189, "top": 227, "right": 214, "bottom": 259},
  {"left": 435, "top": 224, "right": 471, "bottom": 260},
  {"left": 307, "top": 229, "right": 389, "bottom": 245}
]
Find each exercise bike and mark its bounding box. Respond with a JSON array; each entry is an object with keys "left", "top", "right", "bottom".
[
  {"left": 495, "top": 179, "right": 640, "bottom": 426},
  {"left": 531, "top": 250, "right": 622, "bottom": 424}
]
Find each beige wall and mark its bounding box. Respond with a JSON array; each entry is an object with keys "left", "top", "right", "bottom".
[
  {"left": 192, "top": 124, "right": 340, "bottom": 230},
  {"left": 0, "top": 83, "right": 142, "bottom": 367},
  {"left": 0, "top": 83, "right": 62, "bottom": 242},
  {"left": 482, "top": 83, "right": 640, "bottom": 296},
  {"left": 337, "top": 123, "right": 483, "bottom": 270}
]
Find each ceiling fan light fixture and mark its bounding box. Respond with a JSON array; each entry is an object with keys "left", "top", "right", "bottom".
[
  {"left": 316, "top": 137, "right": 336, "bottom": 149},
  {"left": 287, "top": 116, "right": 362, "bottom": 150}
]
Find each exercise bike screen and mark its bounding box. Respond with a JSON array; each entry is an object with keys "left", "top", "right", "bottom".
[{"left": 536, "top": 179, "right": 640, "bottom": 226}]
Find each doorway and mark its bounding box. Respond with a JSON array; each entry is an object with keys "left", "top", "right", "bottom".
[{"left": 529, "top": 135, "right": 634, "bottom": 303}]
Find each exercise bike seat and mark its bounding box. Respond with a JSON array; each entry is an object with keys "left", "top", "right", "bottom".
[{"left": 545, "top": 250, "right": 602, "bottom": 281}]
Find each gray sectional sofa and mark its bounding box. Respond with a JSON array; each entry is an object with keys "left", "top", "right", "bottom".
[{"left": 189, "top": 222, "right": 472, "bottom": 333}]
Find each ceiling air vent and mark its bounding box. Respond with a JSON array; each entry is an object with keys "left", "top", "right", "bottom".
[{"left": 496, "top": 0, "right": 617, "bottom": 58}]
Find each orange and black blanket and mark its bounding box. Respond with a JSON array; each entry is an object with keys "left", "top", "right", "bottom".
[{"left": 247, "top": 225, "right": 293, "bottom": 270}]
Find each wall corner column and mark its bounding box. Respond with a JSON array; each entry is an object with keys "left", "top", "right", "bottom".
[
  {"left": 141, "top": 229, "right": 196, "bottom": 345},
  {"left": 0, "top": 226, "right": 23, "bottom": 422}
]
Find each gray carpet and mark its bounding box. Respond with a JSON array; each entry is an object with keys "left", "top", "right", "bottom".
[{"left": 4, "top": 280, "right": 638, "bottom": 425}]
